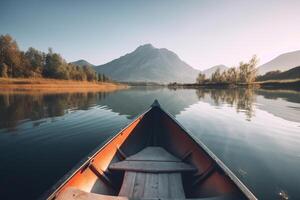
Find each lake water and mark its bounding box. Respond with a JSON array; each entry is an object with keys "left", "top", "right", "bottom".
[{"left": 0, "top": 87, "right": 299, "bottom": 200}]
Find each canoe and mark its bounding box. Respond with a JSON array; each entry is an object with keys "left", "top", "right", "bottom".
[{"left": 43, "top": 100, "right": 257, "bottom": 200}]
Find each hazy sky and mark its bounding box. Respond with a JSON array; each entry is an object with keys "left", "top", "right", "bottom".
[{"left": 1, "top": 0, "right": 300, "bottom": 70}]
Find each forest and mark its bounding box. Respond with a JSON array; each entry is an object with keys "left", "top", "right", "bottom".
[{"left": 0, "top": 34, "right": 109, "bottom": 82}]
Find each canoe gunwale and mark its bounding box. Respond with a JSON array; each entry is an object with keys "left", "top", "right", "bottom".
[
  {"left": 42, "top": 107, "right": 152, "bottom": 200},
  {"left": 159, "top": 106, "right": 258, "bottom": 200}
]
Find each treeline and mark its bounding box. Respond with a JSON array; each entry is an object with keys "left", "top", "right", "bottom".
[
  {"left": 0, "top": 34, "right": 109, "bottom": 82},
  {"left": 196, "top": 55, "right": 258, "bottom": 84}
]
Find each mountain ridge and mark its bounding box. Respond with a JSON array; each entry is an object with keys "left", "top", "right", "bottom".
[
  {"left": 94, "top": 44, "right": 199, "bottom": 83},
  {"left": 258, "top": 50, "right": 300, "bottom": 75},
  {"left": 71, "top": 47, "right": 300, "bottom": 82}
]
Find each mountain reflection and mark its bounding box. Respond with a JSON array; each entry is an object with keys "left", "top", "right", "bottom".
[
  {"left": 98, "top": 87, "right": 199, "bottom": 118},
  {"left": 195, "top": 88, "right": 256, "bottom": 120},
  {"left": 0, "top": 88, "right": 200, "bottom": 130}
]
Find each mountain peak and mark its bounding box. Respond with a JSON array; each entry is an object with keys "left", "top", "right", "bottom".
[
  {"left": 70, "top": 59, "right": 94, "bottom": 67},
  {"left": 136, "top": 43, "right": 155, "bottom": 51}
]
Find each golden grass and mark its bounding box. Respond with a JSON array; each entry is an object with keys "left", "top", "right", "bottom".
[
  {"left": 255, "top": 78, "right": 300, "bottom": 84},
  {"left": 0, "top": 78, "right": 127, "bottom": 94}
]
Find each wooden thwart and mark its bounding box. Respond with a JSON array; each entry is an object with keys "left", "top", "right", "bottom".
[
  {"left": 109, "top": 147, "right": 195, "bottom": 173},
  {"left": 109, "top": 160, "right": 195, "bottom": 173}
]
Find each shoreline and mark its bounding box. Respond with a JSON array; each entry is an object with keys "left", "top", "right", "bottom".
[
  {"left": 0, "top": 78, "right": 127, "bottom": 94},
  {"left": 167, "top": 79, "right": 300, "bottom": 91}
]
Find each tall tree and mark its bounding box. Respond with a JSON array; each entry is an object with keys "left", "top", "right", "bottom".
[
  {"left": 196, "top": 73, "right": 206, "bottom": 84},
  {"left": 25, "top": 47, "right": 45, "bottom": 77},
  {"left": 238, "top": 55, "right": 258, "bottom": 84},
  {"left": 211, "top": 68, "right": 223, "bottom": 82},
  {"left": 0, "top": 34, "right": 22, "bottom": 77},
  {"left": 43, "top": 49, "right": 69, "bottom": 79},
  {"left": 226, "top": 67, "right": 239, "bottom": 83},
  {"left": 83, "top": 65, "right": 97, "bottom": 81}
]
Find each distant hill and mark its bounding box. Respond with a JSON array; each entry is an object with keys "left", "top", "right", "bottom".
[
  {"left": 258, "top": 50, "right": 300, "bottom": 75},
  {"left": 71, "top": 59, "right": 95, "bottom": 67},
  {"left": 257, "top": 66, "right": 300, "bottom": 81},
  {"left": 202, "top": 65, "right": 228, "bottom": 78},
  {"left": 94, "top": 44, "right": 199, "bottom": 83}
]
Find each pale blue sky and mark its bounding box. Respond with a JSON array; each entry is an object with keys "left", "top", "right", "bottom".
[{"left": 1, "top": 0, "right": 300, "bottom": 69}]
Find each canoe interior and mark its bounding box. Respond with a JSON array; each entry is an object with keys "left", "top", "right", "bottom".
[{"left": 47, "top": 105, "right": 252, "bottom": 200}]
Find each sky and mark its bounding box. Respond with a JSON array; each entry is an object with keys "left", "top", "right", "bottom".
[{"left": 1, "top": 0, "right": 300, "bottom": 70}]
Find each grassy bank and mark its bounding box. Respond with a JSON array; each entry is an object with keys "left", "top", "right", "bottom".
[
  {"left": 257, "top": 79, "right": 300, "bottom": 90},
  {"left": 168, "top": 79, "right": 300, "bottom": 91},
  {"left": 0, "top": 78, "right": 127, "bottom": 93}
]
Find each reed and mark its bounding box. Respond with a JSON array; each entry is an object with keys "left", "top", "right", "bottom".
[{"left": 0, "top": 78, "right": 127, "bottom": 93}]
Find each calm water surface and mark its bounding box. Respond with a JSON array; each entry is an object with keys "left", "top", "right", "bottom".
[{"left": 0, "top": 88, "right": 299, "bottom": 199}]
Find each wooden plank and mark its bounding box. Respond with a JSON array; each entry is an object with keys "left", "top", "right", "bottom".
[
  {"left": 118, "top": 171, "right": 136, "bottom": 197},
  {"left": 158, "top": 173, "right": 169, "bottom": 198},
  {"left": 132, "top": 172, "right": 146, "bottom": 198},
  {"left": 143, "top": 173, "right": 159, "bottom": 198},
  {"left": 126, "top": 147, "right": 180, "bottom": 162},
  {"left": 169, "top": 173, "right": 185, "bottom": 198},
  {"left": 109, "top": 160, "right": 196, "bottom": 172},
  {"left": 56, "top": 187, "right": 128, "bottom": 200},
  {"left": 118, "top": 172, "right": 186, "bottom": 199}
]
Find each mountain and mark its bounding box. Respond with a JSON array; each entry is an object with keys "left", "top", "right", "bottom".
[
  {"left": 202, "top": 65, "right": 228, "bottom": 78},
  {"left": 71, "top": 59, "right": 94, "bottom": 67},
  {"left": 257, "top": 66, "right": 300, "bottom": 81},
  {"left": 258, "top": 50, "right": 300, "bottom": 75},
  {"left": 94, "top": 44, "right": 199, "bottom": 83}
]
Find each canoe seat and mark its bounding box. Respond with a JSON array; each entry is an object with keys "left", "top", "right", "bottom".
[
  {"left": 109, "top": 147, "right": 196, "bottom": 173},
  {"left": 109, "top": 160, "right": 195, "bottom": 172},
  {"left": 109, "top": 147, "right": 196, "bottom": 199}
]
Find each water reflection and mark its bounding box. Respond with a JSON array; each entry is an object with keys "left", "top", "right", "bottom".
[
  {"left": 0, "top": 92, "right": 109, "bottom": 131},
  {"left": 0, "top": 88, "right": 202, "bottom": 131},
  {"left": 255, "top": 89, "right": 300, "bottom": 123},
  {"left": 256, "top": 89, "right": 300, "bottom": 104},
  {"left": 98, "top": 87, "right": 199, "bottom": 118},
  {"left": 1, "top": 87, "right": 299, "bottom": 131},
  {"left": 195, "top": 88, "right": 256, "bottom": 121}
]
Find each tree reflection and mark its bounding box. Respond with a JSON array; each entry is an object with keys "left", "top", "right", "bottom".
[
  {"left": 0, "top": 92, "right": 108, "bottom": 131},
  {"left": 196, "top": 88, "right": 256, "bottom": 120}
]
